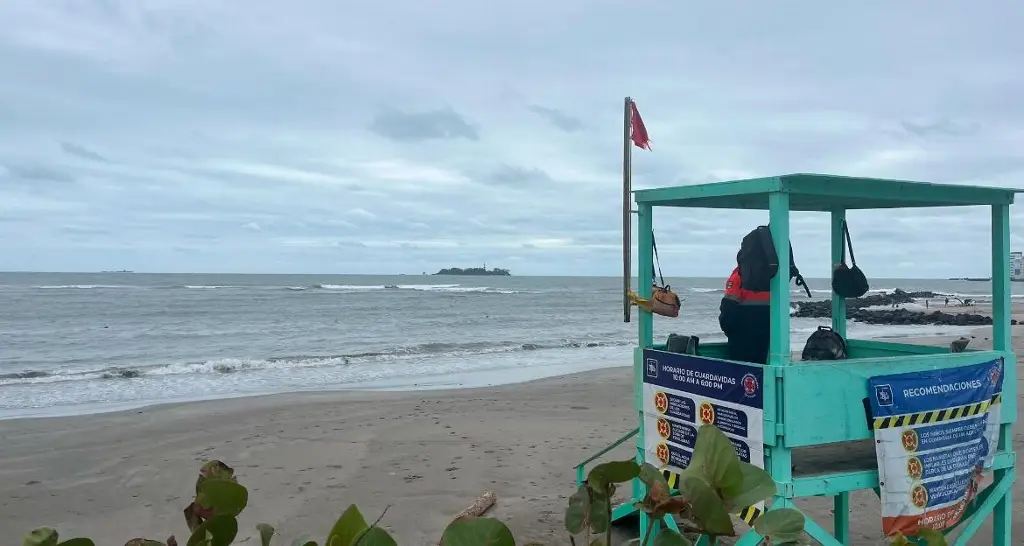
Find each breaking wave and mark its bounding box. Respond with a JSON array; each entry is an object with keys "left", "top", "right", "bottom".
[
  {"left": 0, "top": 338, "right": 633, "bottom": 387},
  {"left": 33, "top": 285, "right": 132, "bottom": 290}
]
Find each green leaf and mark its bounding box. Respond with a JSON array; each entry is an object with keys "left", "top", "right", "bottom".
[
  {"left": 723, "top": 462, "right": 777, "bottom": 511},
  {"left": 676, "top": 474, "right": 734, "bottom": 536},
  {"left": 637, "top": 463, "right": 672, "bottom": 503},
  {"left": 290, "top": 536, "right": 317, "bottom": 546},
  {"left": 688, "top": 426, "right": 742, "bottom": 498},
  {"left": 195, "top": 461, "right": 236, "bottom": 494},
  {"left": 198, "top": 461, "right": 235, "bottom": 481},
  {"left": 56, "top": 541, "right": 96, "bottom": 546},
  {"left": 587, "top": 460, "right": 640, "bottom": 492},
  {"left": 123, "top": 540, "right": 167, "bottom": 546},
  {"left": 256, "top": 524, "right": 275, "bottom": 546},
  {"left": 196, "top": 479, "right": 249, "bottom": 517},
  {"left": 440, "top": 517, "right": 515, "bottom": 546},
  {"left": 186, "top": 515, "right": 238, "bottom": 546},
  {"left": 23, "top": 527, "right": 59, "bottom": 546},
  {"left": 889, "top": 534, "right": 912, "bottom": 546},
  {"left": 589, "top": 490, "right": 611, "bottom": 534},
  {"left": 653, "top": 529, "right": 694, "bottom": 546},
  {"left": 915, "top": 527, "right": 948, "bottom": 546},
  {"left": 326, "top": 505, "right": 368, "bottom": 546},
  {"left": 753, "top": 508, "right": 805, "bottom": 544},
  {"left": 352, "top": 527, "right": 397, "bottom": 546},
  {"left": 565, "top": 485, "right": 591, "bottom": 534}
]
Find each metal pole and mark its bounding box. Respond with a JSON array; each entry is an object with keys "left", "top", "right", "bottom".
[{"left": 623, "top": 96, "right": 633, "bottom": 322}]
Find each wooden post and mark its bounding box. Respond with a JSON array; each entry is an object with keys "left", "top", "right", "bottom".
[
  {"left": 991, "top": 204, "right": 1011, "bottom": 352},
  {"left": 990, "top": 203, "right": 1013, "bottom": 546},
  {"left": 767, "top": 190, "right": 793, "bottom": 489},
  {"left": 623, "top": 97, "right": 633, "bottom": 323},
  {"left": 636, "top": 203, "right": 655, "bottom": 540},
  {"left": 830, "top": 209, "right": 848, "bottom": 337},
  {"left": 637, "top": 204, "right": 654, "bottom": 349}
]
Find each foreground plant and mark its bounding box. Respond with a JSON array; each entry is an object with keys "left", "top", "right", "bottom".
[
  {"left": 565, "top": 425, "right": 949, "bottom": 546},
  {"left": 566, "top": 425, "right": 805, "bottom": 546}
]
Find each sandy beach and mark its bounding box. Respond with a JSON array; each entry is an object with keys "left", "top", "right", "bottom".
[{"left": 1, "top": 329, "right": 1021, "bottom": 545}]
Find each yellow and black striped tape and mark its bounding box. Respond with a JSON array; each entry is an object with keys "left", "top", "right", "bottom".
[
  {"left": 660, "top": 469, "right": 762, "bottom": 525},
  {"left": 873, "top": 393, "right": 1002, "bottom": 430}
]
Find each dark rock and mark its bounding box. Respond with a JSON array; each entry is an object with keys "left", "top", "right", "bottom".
[{"left": 793, "top": 289, "right": 993, "bottom": 326}]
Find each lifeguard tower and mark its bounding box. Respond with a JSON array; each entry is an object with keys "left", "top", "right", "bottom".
[{"left": 574, "top": 174, "right": 1017, "bottom": 545}]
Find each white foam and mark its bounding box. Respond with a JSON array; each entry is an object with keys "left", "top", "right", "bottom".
[{"left": 33, "top": 285, "right": 128, "bottom": 289}]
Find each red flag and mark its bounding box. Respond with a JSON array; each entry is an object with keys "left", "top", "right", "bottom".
[{"left": 630, "top": 100, "right": 651, "bottom": 150}]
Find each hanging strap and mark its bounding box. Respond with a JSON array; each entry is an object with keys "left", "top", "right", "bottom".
[
  {"left": 842, "top": 220, "right": 858, "bottom": 266},
  {"left": 790, "top": 242, "right": 812, "bottom": 298},
  {"left": 652, "top": 231, "right": 666, "bottom": 287}
]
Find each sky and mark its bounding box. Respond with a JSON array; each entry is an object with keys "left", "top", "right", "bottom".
[{"left": 1, "top": 1, "right": 1023, "bottom": 277}]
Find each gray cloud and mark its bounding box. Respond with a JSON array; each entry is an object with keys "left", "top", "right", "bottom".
[
  {"left": 900, "top": 118, "right": 979, "bottom": 138},
  {"left": 3, "top": 163, "right": 76, "bottom": 183},
  {"left": 482, "top": 164, "right": 553, "bottom": 187},
  {"left": 368, "top": 107, "right": 479, "bottom": 142},
  {"left": 60, "top": 224, "right": 110, "bottom": 235},
  {"left": 528, "top": 104, "right": 584, "bottom": 132},
  {"left": 60, "top": 141, "right": 109, "bottom": 162},
  {"left": 0, "top": 1, "right": 1021, "bottom": 275}
]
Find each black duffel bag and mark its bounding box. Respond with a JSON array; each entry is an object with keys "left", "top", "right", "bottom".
[{"left": 832, "top": 220, "right": 869, "bottom": 298}]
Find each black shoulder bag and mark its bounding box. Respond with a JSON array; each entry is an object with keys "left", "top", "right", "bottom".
[{"left": 832, "top": 220, "right": 869, "bottom": 298}]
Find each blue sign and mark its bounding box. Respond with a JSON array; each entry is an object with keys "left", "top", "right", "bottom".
[
  {"left": 643, "top": 350, "right": 764, "bottom": 409},
  {"left": 868, "top": 359, "right": 1003, "bottom": 417},
  {"left": 911, "top": 441, "right": 989, "bottom": 481}
]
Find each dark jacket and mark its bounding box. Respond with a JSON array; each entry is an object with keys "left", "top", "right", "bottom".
[{"left": 718, "top": 267, "right": 770, "bottom": 364}]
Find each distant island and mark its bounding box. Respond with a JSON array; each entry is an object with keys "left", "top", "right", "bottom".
[
  {"left": 433, "top": 267, "right": 511, "bottom": 276},
  {"left": 948, "top": 277, "right": 991, "bottom": 281}
]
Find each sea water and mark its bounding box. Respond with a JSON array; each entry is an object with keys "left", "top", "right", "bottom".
[{"left": 0, "top": 273, "right": 1007, "bottom": 419}]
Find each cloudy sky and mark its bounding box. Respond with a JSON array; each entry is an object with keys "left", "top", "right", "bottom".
[{"left": 1, "top": 1, "right": 1022, "bottom": 277}]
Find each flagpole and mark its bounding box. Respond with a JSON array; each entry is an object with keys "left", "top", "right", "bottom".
[{"left": 623, "top": 96, "right": 632, "bottom": 323}]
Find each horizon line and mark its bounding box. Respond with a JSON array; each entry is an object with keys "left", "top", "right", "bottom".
[{"left": 0, "top": 270, "right": 993, "bottom": 281}]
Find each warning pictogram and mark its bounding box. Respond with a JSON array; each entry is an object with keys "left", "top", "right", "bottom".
[
  {"left": 911, "top": 484, "right": 929, "bottom": 509},
  {"left": 655, "top": 443, "right": 670, "bottom": 465},
  {"left": 901, "top": 429, "right": 920, "bottom": 453},
  {"left": 653, "top": 391, "right": 669, "bottom": 414},
  {"left": 699, "top": 402, "right": 715, "bottom": 425},
  {"left": 656, "top": 418, "right": 671, "bottom": 439},
  {"left": 906, "top": 457, "right": 923, "bottom": 480}
]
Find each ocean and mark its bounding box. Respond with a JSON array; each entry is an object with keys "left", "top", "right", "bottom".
[{"left": 0, "top": 273, "right": 1013, "bottom": 419}]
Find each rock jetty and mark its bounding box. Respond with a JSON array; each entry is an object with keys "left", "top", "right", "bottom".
[{"left": 792, "top": 289, "right": 1002, "bottom": 326}]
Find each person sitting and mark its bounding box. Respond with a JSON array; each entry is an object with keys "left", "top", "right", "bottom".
[{"left": 718, "top": 262, "right": 770, "bottom": 364}]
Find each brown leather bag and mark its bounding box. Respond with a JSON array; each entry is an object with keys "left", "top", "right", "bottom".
[
  {"left": 628, "top": 235, "right": 681, "bottom": 317},
  {"left": 650, "top": 284, "right": 681, "bottom": 317},
  {"left": 628, "top": 285, "right": 681, "bottom": 317}
]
